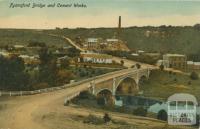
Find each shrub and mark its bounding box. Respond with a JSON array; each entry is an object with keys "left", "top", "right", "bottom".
[
  {"left": 190, "top": 71, "right": 199, "bottom": 80},
  {"left": 103, "top": 113, "right": 111, "bottom": 123},
  {"left": 136, "top": 63, "right": 141, "bottom": 69},
  {"left": 159, "top": 64, "right": 164, "bottom": 71}
]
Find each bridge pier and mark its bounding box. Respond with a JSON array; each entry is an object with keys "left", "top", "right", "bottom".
[
  {"left": 112, "top": 78, "right": 116, "bottom": 96},
  {"left": 90, "top": 81, "right": 95, "bottom": 95}
]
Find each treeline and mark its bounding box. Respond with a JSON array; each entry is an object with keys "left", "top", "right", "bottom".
[
  {"left": 0, "top": 47, "right": 75, "bottom": 91},
  {"left": 0, "top": 55, "right": 30, "bottom": 91}
]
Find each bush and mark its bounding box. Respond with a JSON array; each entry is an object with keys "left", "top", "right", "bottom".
[
  {"left": 190, "top": 71, "right": 199, "bottom": 80},
  {"left": 159, "top": 64, "right": 164, "bottom": 71},
  {"left": 103, "top": 113, "right": 111, "bottom": 123},
  {"left": 136, "top": 63, "right": 141, "bottom": 69},
  {"left": 133, "top": 107, "right": 147, "bottom": 117}
]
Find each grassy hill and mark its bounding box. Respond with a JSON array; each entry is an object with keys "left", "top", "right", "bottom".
[
  {"left": 44, "top": 26, "right": 200, "bottom": 56},
  {"left": 1, "top": 26, "right": 200, "bottom": 56},
  {"left": 141, "top": 70, "right": 200, "bottom": 101},
  {"left": 0, "top": 29, "right": 70, "bottom": 47}
]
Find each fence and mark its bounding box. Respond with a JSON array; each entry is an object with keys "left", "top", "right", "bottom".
[{"left": 0, "top": 68, "right": 150, "bottom": 97}]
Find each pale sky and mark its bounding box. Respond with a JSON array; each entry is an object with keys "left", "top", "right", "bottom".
[{"left": 0, "top": 0, "right": 200, "bottom": 29}]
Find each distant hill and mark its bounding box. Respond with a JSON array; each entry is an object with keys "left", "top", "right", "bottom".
[
  {"left": 0, "top": 29, "right": 70, "bottom": 47},
  {"left": 1, "top": 26, "right": 200, "bottom": 55},
  {"left": 44, "top": 26, "right": 200, "bottom": 55}
]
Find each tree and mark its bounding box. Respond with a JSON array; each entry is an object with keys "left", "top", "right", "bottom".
[
  {"left": 157, "top": 110, "right": 167, "bottom": 121},
  {"left": 66, "top": 47, "right": 80, "bottom": 57},
  {"left": 103, "top": 113, "right": 111, "bottom": 123},
  {"left": 38, "top": 47, "right": 58, "bottom": 86},
  {"left": 60, "top": 58, "right": 70, "bottom": 69},
  {"left": 0, "top": 56, "right": 30, "bottom": 91},
  {"left": 136, "top": 63, "right": 141, "bottom": 69},
  {"left": 120, "top": 60, "right": 124, "bottom": 66},
  {"left": 159, "top": 64, "right": 164, "bottom": 71},
  {"left": 190, "top": 71, "right": 199, "bottom": 80}
]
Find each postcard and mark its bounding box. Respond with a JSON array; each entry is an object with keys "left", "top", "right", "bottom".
[{"left": 0, "top": 0, "right": 200, "bottom": 129}]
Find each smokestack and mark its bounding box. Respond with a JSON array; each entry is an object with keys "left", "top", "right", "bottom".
[
  {"left": 118, "top": 16, "right": 121, "bottom": 29},
  {"left": 117, "top": 16, "right": 121, "bottom": 39}
]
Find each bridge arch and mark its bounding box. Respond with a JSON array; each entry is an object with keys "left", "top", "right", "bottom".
[
  {"left": 115, "top": 77, "right": 138, "bottom": 95},
  {"left": 96, "top": 88, "right": 113, "bottom": 106}
]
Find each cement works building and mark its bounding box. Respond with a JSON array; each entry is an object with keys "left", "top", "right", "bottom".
[{"left": 78, "top": 52, "right": 113, "bottom": 64}]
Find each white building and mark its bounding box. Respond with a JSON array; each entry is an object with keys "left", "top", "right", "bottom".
[
  {"left": 84, "top": 38, "right": 100, "bottom": 48},
  {"left": 163, "top": 54, "right": 187, "bottom": 69},
  {"left": 187, "top": 61, "right": 200, "bottom": 70},
  {"left": 0, "top": 51, "right": 10, "bottom": 57},
  {"left": 79, "top": 52, "right": 112, "bottom": 64}
]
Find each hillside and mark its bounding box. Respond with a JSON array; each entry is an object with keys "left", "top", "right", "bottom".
[
  {"left": 44, "top": 26, "right": 200, "bottom": 55},
  {"left": 1, "top": 26, "right": 200, "bottom": 56},
  {"left": 0, "top": 29, "right": 70, "bottom": 47},
  {"left": 141, "top": 70, "right": 200, "bottom": 101}
]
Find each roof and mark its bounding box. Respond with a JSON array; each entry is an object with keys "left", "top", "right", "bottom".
[
  {"left": 106, "top": 39, "right": 119, "bottom": 42},
  {"left": 164, "top": 54, "right": 186, "bottom": 57},
  {"left": 19, "top": 55, "right": 35, "bottom": 59},
  {"left": 194, "top": 62, "right": 200, "bottom": 65},
  {"left": 80, "top": 52, "right": 112, "bottom": 59},
  {"left": 187, "top": 61, "right": 194, "bottom": 65},
  {"left": 131, "top": 53, "right": 139, "bottom": 56},
  {"left": 87, "top": 38, "right": 98, "bottom": 43},
  {"left": 14, "top": 45, "right": 25, "bottom": 48},
  {"left": 167, "top": 93, "right": 198, "bottom": 105}
]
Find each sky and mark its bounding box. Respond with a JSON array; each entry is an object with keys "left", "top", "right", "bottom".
[{"left": 0, "top": 0, "right": 200, "bottom": 29}]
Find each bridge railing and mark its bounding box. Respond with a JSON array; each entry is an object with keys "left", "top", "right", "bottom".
[{"left": 0, "top": 68, "right": 149, "bottom": 97}]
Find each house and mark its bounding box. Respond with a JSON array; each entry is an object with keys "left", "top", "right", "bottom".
[
  {"left": 106, "top": 38, "right": 119, "bottom": 44},
  {"left": 0, "top": 51, "right": 10, "bottom": 58},
  {"left": 187, "top": 61, "right": 200, "bottom": 70},
  {"left": 19, "top": 55, "right": 40, "bottom": 65},
  {"left": 14, "top": 45, "right": 25, "bottom": 50},
  {"left": 84, "top": 38, "right": 101, "bottom": 49},
  {"left": 163, "top": 54, "right": 187, "bottom": 69},
  {"left": 79, "top": 52, "right": 112, "bottom": 64}
]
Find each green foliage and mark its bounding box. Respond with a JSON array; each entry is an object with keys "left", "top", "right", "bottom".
[
  {"left": 157, "top": 110, "right": 167, "bottom": 121},
  {"left": 103, "top": 113, "right": 111, "bottom": 123},
  {"left": 190, "top": 71, "right": 199, "bottom": 80},
  {"left": 60, "top": 58, "right": 70, "bottom": 69},
  {"left": 0, "top": 56, "right": 30, "bottom": 91},
  {"left": 38, "top": 47, "right": 58, "bottom": 86},
  {"left": 159, "top": 64, "right": 164, "bottom": 71},
  {"left": 66, "top": 47, "right": 80, "bottom": 57}
]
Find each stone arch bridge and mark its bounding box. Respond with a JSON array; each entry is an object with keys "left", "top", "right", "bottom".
[{"left": 89, "top": 68, "right": 151, "bottom": 97}]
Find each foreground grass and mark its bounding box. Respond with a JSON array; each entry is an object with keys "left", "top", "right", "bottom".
[{"left": 141, "top": 70, "right": 200, "bottom": 101}]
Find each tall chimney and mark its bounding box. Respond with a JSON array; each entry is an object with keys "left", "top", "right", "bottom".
[
  {"left": 118, "top": 16, "right": 121, "bottom": 29},
  {"left": 118, "top": 16, "right": 121, "bottom": 38}
]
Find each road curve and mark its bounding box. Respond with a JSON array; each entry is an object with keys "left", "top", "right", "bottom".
[{"left": 0, "top": 68, "right": 162, "bottom": 129}]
